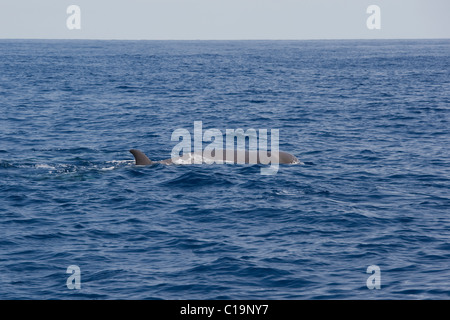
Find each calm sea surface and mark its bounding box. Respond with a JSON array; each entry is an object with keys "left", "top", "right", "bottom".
[{"left": 0, "top": 39, "right": 449, "bottom": 299}]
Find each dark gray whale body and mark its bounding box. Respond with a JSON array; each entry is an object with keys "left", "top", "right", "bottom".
[{"left": 129, "top": 149, "right": 299, "bottom": 165}]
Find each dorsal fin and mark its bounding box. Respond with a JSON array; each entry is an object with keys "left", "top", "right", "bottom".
[{"left": 129, "top": 149, "right": 152, "bottom": 165}]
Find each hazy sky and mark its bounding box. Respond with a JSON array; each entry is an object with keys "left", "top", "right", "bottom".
[{"left": 0, "top": 0, "right": 449, "bottom": 40}]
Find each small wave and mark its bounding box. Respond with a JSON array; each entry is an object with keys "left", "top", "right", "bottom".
[
  {"left": 172, "top": 153, "right": 236, "bottom": 165},
  {"left": 0, "top": 160, "right": 14, "bottom": 168},
  {"left": 100, "top": 166, "right": 116, "bottom": 171},
  {"left": 106, "top": 160, "right": 134, "bottom": 164},
  {"left": 291, "top": 159, "right": 305, "bottom": 165},
  {"left": 35, "top": 164, "right": 56, "bottom": 170},
  {"left": 163, "top": 170, "right": 233, "bottom": 187},
  {"left": 273, "top": 189, "right": 298, "bottom": 196},
  {"left": 1, "top": 158, "right": 134, "bottom": 176}
]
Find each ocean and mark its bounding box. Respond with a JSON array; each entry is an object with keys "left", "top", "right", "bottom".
[{"left": 0, "top": 39, "right": 449, "bottom": 299}]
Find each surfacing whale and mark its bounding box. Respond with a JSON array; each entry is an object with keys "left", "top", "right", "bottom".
[{"left": 129, "top": 149, "right": 299, "bottom": 165}]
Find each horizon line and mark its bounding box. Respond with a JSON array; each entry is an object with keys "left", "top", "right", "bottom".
[{"left": 1, "top": 37, "right": 449, "bottom": 42}]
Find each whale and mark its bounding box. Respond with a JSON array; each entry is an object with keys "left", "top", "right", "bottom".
[{"left": 129, "top": 149, "right": 300, "bottom": 165}]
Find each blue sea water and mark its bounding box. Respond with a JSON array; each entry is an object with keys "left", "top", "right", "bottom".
[{"left": 0, "top": 39, "right": 449, "bottom": 300}]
